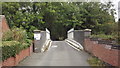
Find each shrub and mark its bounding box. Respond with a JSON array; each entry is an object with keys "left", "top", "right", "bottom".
[
  {"left": 2, "top": 40, "right": 32, "bottom": 61},
  {"left": 20, "top": 39, "right": 32, "bottom": 50},
  {"left": 87, "top": 57, "right": 105, "bottom": 66},
  {"left": 2, "top": 27, "right": 32, "bottom": 61},
  {"left": 25, "top": 39, "right": 32, "bottom": 45},
  {"left": 20, "top": 43, "right": 30, "bottom": 50},
  {"left": 2, "top": 30, "right": 13, "bottom": 41},
  {"left": 2, "top": 41, "right": 21, "bottom": 61},
  {"left": 2, "top": 27, "right": 28, "bottom": 43},
  {"left": 90, "top": 34, "right": 120, "bottom": 45},
  {"left": 90, "top": 34, "right": 114, "bottom": 40},
  {"left": 12, "top": 28, "right": 27, "bottom": 43}
]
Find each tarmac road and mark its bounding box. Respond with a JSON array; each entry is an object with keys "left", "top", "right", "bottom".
[{"left": 18, "top": 41, "right": 90, "bottom": 66}]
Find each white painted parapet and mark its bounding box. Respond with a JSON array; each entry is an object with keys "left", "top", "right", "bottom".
[
  {"left": 67, "top": 28, "right": 74, "bottom": 39},
  {"left": 46, "top": 28, "right": 50, "bottom": 40}
]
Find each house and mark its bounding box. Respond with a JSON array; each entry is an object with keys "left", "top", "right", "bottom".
[
  {"left": 0, "top": 15, "right": 10, "bottom": 33},
  {"left": 0, "top": 15, "right": 10, "bottom": 41}
]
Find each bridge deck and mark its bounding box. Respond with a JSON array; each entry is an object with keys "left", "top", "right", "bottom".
[{"left": 18, "top": 41, "right": 90, "bottom": 66}]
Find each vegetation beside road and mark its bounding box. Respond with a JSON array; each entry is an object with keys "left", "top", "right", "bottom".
[
  {"left": 87, "top": 57, "right": 105, "bottom": 66},
  {"left": 1, "top": 28, "right": 32, "bottom": 61}
]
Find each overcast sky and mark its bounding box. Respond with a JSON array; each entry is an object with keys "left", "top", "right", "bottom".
[
  {"left": 106, "top": 0, "right": 120, "bottom": 22},
  {"left": 112, "top": 0, "right": 120, "bottom": 21}
]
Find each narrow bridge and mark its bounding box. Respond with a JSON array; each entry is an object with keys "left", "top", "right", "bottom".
[{"left": 18, "top": 28, "right": 91, "bottom": 66}]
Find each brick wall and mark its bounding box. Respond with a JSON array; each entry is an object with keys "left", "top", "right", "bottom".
[
  {"left": 84, "top": 38, "right": 120, "bottom": 66},
  {"left": 1, "top": 45, "right": 33, "bottom": 66}
]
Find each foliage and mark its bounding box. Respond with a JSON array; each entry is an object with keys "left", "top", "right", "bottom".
[
  {"left": 2, "top": 2, "right": 116, "bottom": 40},
  {"left": 90, "top": 22, "right": 118, "bottom": 44},
  {"left": 2, "top": 27, "right": 27, "bottom": 43},
  {"left": 25, "top": 39, "right": 32, "bottom": 45},
  {"left": 90, "top": 34, "right": 114, "bottom": 40},
  {"left": 2, "top": 30, "right": 13, "bottom": 41},
  {"left": 2, "top": 27, "right": 32, "bottom": 61},
  {"left": 11, "top": 27, "right": 27, "bottom": 43},
  {"left": 93, "top": 22, "right": 118, "bottom": 35},
  {"left": 2, "top": 39, "right": 32, "bottom": 61},
  {"left": 2, "top": 41, "right": 21, "bottom": 61},
  {"left": 87, "top": 57, "right": 105, "bottom": 66}
]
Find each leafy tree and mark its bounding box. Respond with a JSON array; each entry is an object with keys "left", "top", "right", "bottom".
[{"left": 2, "top": 2, "right": 116, "bottom": 40}]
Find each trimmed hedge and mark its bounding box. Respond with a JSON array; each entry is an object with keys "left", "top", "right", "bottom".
[
  {"left": 90, "top": 34, "right": 114, "bottom": 40},
  {"left": 2, "top": 40, "right": 32, "bottom": 61},
  {"left": 90, "top": 34, "right": 119, "bottom": 45}
]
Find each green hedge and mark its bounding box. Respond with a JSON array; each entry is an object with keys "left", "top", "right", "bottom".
[
  {"left": 90, "top": 34, "right": 114, "bottom": 40},
  {"left": 2, "top": 40, "right": 32, "bottom": 61},
  {"left": 90, "top": 34, "right": 120, "bottom": 45}
]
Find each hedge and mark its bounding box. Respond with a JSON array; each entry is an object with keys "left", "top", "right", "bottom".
[
  {"left": 2, "top": 28, "right": 32, "bottom": 61},
  {"left": 90, "top": 34, "right": 114, "bottom": 40},
  {"left": 2, "top": 40, "right": 32, "bottom": 61}
]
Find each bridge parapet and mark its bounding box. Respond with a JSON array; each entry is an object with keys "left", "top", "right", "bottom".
[
  {"left": 67, "top": 28, "right": 91, "bottom": 46},
  {"left": 33, "top": 28, "right": 51, "bottom": 53}
]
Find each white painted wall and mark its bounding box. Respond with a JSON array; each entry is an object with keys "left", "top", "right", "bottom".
[
  {"left": 67, "top": 28, "right": 74, "bottom": 39},
  {"left": 34, "top": 33, "right": 41, "bottom": 40},
  {"left": 46, "top": 28, "right": 50, "bottom": 40}
]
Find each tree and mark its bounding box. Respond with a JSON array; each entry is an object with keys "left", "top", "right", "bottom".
[{"left": 2, "top": 2, "right": 116, "bottom": 40}]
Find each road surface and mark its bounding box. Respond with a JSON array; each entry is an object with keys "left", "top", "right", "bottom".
[{"left": 18, "top": 41, "right": 90, "bottom": 66}]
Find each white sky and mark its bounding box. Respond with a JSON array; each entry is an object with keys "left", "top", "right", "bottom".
[
  {"left": 112, "top": 0, "right": 120, "bottom": 22},
  {"left": 101, "top": 0, "right": 120, "bottom": 21}
]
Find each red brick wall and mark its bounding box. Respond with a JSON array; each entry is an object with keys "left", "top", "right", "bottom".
[
  {"left": 15, "top": 47, "right": 30, "bottom": 65},
  {"left": 2, "top": 57, "right": 15, "bottom": 66},
  {"left": 84, "top": 38, "right": 120, "bottom": 66},
  {"left": 1, "top": 45, "right": 33, "bottom": 66}
]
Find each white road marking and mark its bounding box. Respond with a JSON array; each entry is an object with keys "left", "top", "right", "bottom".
[{"left": 51, "top": 45, "right": 58, "bottom": 48}]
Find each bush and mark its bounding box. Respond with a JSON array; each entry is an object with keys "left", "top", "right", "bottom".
[
  {"left": 2, "top": 40, "right": 32, "bottom": 61},
  {"left": 2, "top": 30, "right": 13, "bottom": 41},
  {"left": 90, "top": 34, "right": 120, "bottom": 45},
  {"left": 2, "top": 41, "right": 21, "bottom": 61},
  {"left": 20, "top": 39, "right": 32, "bottom": 50},
  {"left": 87, "top": 57, "right": 105, "bottom": 66},
  {"left": 25, "top": 39, "right": 32, "bottom": 45},
  {"left": 2, "top": 27, "right": 27, "bottom": 43},
  {"left": 2, "top": 27, "right": 32, "bottom": 61},
  {"left": 12, "top": 28, "right": 27, "bottom": 43},
  {"left": 90, "top": 34, "right": 114, "bottom": 40}
]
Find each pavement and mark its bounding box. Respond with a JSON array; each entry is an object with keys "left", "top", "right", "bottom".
[{"left": 18, "top": 41, "right": 90, "bottom": 66}]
